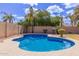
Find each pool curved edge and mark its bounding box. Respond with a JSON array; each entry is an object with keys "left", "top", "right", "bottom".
[
  {"left": 9, "top": 34, "right": 79, "bottom": 55},
  {"left": 14, "top": 34, "right": 75, "bottom": 52}
]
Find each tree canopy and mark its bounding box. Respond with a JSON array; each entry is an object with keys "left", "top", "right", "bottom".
[{"left": 18, "top": 7, "right": 61, "bottom": 27}]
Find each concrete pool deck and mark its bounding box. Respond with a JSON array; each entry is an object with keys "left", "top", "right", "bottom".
[{"left": 0, "top": 34, "right": 79, "bottom": 56}]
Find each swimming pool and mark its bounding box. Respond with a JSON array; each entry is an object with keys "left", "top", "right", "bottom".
[{"left": 13, "top": 34, "right": 75, "bottom": 52}]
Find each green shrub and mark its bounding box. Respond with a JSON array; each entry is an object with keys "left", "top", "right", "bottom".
[{"left": 77, "top": 22, "right": 79, "bottom": 27}]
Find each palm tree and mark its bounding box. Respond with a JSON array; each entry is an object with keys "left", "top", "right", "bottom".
[
  {"left": 27, "top": 7, "right": 34, "bottom": 33},
  {"left": 74, "top": 6, "right": 79, "bottom": 15},
  {"left": 69, "top": 15, "right": 75, "bottom": 27},
  {"left": 2, "top": 13, "right": 15, "bottom": 23},
  {"left": 74, "top": 6, "right": 79, "bottom": 26},
  {"left": 69, "top": 6, "right": 79, "bottom": 27}
]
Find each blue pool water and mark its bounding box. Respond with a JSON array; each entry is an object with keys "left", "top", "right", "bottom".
[{"left": 13, "top": 34, "right": 75, "bottom": 52}]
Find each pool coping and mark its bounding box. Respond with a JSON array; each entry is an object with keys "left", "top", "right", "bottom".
[{"left": 0, "top": 34, "right": 79, "bottom": 56}]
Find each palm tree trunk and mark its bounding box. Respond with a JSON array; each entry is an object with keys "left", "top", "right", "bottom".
[
  {"left": 31, "top": 21, "right": 34, "bottom": 33},
  {"left": 60, "top": 17, "right": 63, "bottom": 28},
  {"left": 60, "top": 34, "right": 63, "bottom": 37},
  {"left": 5, "top": 22, "right": 7, "bottom": 37},
  {"left": 71, "top": 21, "right": 74, "bottom": 33},
  {"left": 71, "top": 21, "right": 74, "bottom": 27},
  {"left": 32, "top": 25, "right": 34, "bottom": 33},
  {"left": 18, "top": 25, "right": 19, "bottom": 34}
]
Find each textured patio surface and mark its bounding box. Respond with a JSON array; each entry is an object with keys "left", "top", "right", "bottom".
[
  {"left": 64, "top": 34, "right": 79, "bottom": 40},
  {"left": 0, "top": 34, "right": 79, "bottom": 56}
]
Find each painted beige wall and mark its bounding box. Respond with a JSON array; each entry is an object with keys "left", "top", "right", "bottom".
[
  {"left": 0, "top": 22, "right": 5, "bottom": 38},
  {"left": 0, "top": 22, "right": 22, "bottom": 38},
  {"left": 27, "top": 26, "right": 79, "bottom": 34},
  {"left": 0, "top": 22, "right": 79, "bottom": 38},
  {"left": 34, "top": 26, "right": 56, "bottom": 34},
  {"left": 27, "top": 26, "right": 57, "bottom": 34},
  {"left": 63, "top": 26, "right": 79, "bottom": 34}
]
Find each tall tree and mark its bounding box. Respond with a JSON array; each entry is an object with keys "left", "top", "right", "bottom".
[
  {"left": 69, "top": 6, "right": 79, "bottom": 26},
  {"left": 69, "top": 15, "right": 75, "bottom": 27},
  {"left": 2, "top": 13, "right": 14, "bottom": 23},
  {"left": 27, "top": 7, "right": 34, "bottom": 33},
  {"left": 50, "top": 16, "right": 61, "bottom": 27},
  {"left": 36, "top": 10, "right": 51, "bottom": 26}
]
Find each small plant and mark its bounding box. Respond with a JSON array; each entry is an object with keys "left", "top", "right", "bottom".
[
  {"left": 43, "top": 29, "right": 47, "bottom": 33},
  {"left": 77, "top": 22, "right": 79, "bottom": 27},
  {"left": 58, "top": 28, "right": 65, "bottom": 37}
]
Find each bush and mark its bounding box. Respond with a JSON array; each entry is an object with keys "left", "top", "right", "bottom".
[
  {"left": 43, "top": 29, "right": 48, "bottom": 33},
  {"left": 58, "top": 28, "right": 65, "bottom": 37},
  {"left": 77, "top": 22, "right": 79, "bottom": 27}
]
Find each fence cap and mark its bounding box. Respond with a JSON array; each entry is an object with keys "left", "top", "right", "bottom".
[{"left": 52, "top": 27, "right": 57, "bottom": 30}]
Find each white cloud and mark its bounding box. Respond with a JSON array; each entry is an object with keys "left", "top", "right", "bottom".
[
  {"left": 12, "top": 14, "right": 24, "bottom": 20},
  {"left": 25, "top": 8, "right": 29, "bottom": 14},
  {"left": 50, "top": 14, "right": 56, "bottom": 17},
  {"left": 23, "top": 3, "right": 38, "bottom": 6},
  {"left": 63, "top": 17, "right": 71, "bottom": 26},
  {"left": 16, "top": 16, "right": 24, "bottom": 19},
  {"left": 12, "top": 14, "right": 17, "bottom": 17},
  {"left": 64, "top": 3, "right": 79, "bottom": 9},
  {"left": 66, "top": 9, "right": 74, "bottom": 15},
  {"left": 25, "top": 7, "right": 38, "bottom": 14},
  {"left": 14, "top": 16, "right": 24, "bottom": 23},
  {"left": 64, "top": 3, "right": 71, "bottom": 6},
  {"left": 47, "top": 5, "right": 64, "bottom": 14}
]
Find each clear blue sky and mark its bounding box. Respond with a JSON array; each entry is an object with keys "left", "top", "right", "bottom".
[{"left": 0, "top": 3, "right": 78, "bottom": 25}]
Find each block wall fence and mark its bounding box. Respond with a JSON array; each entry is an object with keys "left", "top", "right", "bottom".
[{"left": 0, "top": 22, "right": 23, "bottom": 38}]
